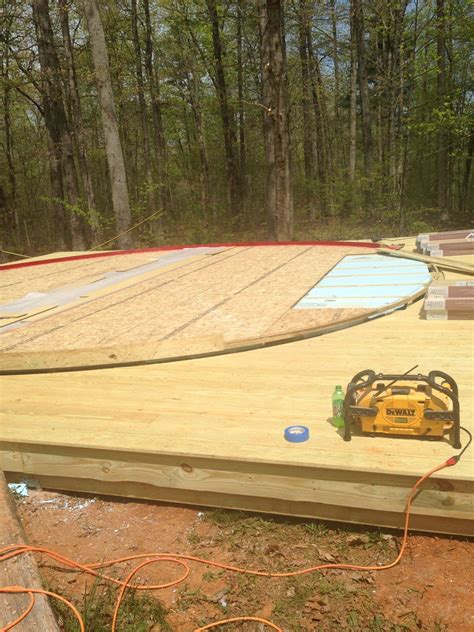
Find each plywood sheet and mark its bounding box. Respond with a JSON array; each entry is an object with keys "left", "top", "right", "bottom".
[
  {"left": 0, "top": 248, "right": 225, "bottom": 334},
  {"left": 0, "top": 248, "right": 242, "bottom": 352},
  {"left": 0, "top": 252, "right": 170, "bottom": 301},
  {"left": 175, "top": 246, "right": 364, "bottom": 342},
  {"left": 263, "top": 307, "right": 369, "bottom": 337},
  {"left": 0, "top": 246, "right": 378, "bottom": 358}
]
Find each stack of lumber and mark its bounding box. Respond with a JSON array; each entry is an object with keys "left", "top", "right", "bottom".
[
  {"left": 422, "top": 279, "right": 474, "bottom": 320},
  {"left": 416, "top": 229, "right": 474, "bottom": 257}
]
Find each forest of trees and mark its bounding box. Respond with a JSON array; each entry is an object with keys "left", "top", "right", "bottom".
[{"left": 0, "top": 0, "right": 472, "bottom": 254}]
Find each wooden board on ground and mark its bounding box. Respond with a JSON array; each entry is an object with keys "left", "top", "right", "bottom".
[
  {"left": 1, "top": 266, "right": 473, "bottom": 535},
  {"left": 0, "top": 472, "right": 60, "bottom": 631}
]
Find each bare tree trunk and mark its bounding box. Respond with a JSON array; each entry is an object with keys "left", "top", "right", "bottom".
[
  {"left": 236, "top": 0, "right": 247, "bottom": 209},
  {"left": 436, "top": 0, "right": 449, "bottom": 220},
  {"left": 461, "top": 127, "right": 473, "bottom": 215},
  {"left": 46, "top": 136, "right": 68, "bottom": 250},
  {"left": 298, "top": 0, "right": 314, "bottom": 180},
  {"left": 131, "top": 0, "right": 156, "bottom": 219},
  {"left": 0, "top": 4, "right": 20, "bottom": 245},
  {"left": 143, "top": 0, "right": 171, "bottom": 222},
  {"left": 83, "top": 0, "right": 133, "bottom": 248},
  {"left": 3, "top": 88, "right": 18, "bottom": 233},
  {"left": 374, "top": 24, "right": 388, "bottom": 185},
  {"left": 206, "top": 0, "right": 241, "bottom": 217},
  {"left": 187, "top": 59, "right": 211, "bottom": 218},
  {"left": 397, "top": 0, "right": 420, "bottom": 231},
  {"left": 1, "top": 43, "right": 20, "bottom": 239},
  {"left": 297, "top": 0, "right": 317, "bottom": 219},
  {"left": 329, "top": 0, "right": 340, "bottom": 120},
  {"left": 305, "top": 22, "right": 325, "bottom": 186},
  {"left": 348, "top": 0, "right": 357, "bottom": 182},
  {"left": 260, "top": 0, "right": 293, "bottom": 240},
  {"left": 385, "top": 2, "right": 408, "bottom": 205},
  {"left": 33, "top": 0, "right": 85, "bottom": 250},
  {"left": 305, "top": 10, "right": 333, "bottom": 215},
  {"left": 175, "top": 21, "right": 212, "bottom": 218},
  {"left": 397, "top": 35, "right": 408, "bottom": 232},
  {"left": 58, "top": 0, "right": 98, "bottom": 239},
  {"left": 352, "top": 0, "right": 373, "bottom": 182},
  {"left": 195, "top": 117, "right": 212, "bottom": 218}
]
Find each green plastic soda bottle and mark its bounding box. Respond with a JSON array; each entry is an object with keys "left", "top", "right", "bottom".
[{"left": 331, "top": 385, "right": 345, "bottom": 429}]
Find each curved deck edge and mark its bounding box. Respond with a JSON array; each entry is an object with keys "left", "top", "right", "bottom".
[
  {"left": 0, "top": 288, "right": 427, "bottom": 374},
  {"left": 0, "top": 240, "right": 389, "bottom": 271}
]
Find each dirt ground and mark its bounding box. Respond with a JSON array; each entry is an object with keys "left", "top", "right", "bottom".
[{"left": 12, "top": 488, "right": 474, "bottom": 631}]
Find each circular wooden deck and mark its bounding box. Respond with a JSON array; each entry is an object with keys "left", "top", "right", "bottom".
[{"left": 0, "top": 243, "right": 429, "bottom": 371}]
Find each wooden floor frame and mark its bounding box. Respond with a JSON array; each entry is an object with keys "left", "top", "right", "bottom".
[{"left": 1, "top": 242, "right": 473, "bottom": 536}]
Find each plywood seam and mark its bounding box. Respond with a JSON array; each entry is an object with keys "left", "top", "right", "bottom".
[
  {"left": 0, "top": 289, "right": 428, "bottom": 372},
  {"left": 159, "top": 246, "right": 313, "bottom": 341},
  {"left": 0, "top": 248, "right": 244, "bottom": 352}
]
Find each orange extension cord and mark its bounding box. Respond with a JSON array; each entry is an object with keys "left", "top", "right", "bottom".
[{"left": 0, "top": 456, "right": 462, "bottom": 631}]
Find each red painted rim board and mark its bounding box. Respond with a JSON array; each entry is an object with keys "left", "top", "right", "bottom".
[{"left": 0, "top": 240, "right": 389, "bottom": 272}]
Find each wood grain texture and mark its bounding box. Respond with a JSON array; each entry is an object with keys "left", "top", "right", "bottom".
[
  {"left": 7, "top": 473, "right": 471, "bottom": 536},
  {"left": 0, "top": 245, "right": 431, "bottom": 370},
  {"left": 380, "top": 248, "right": 474, "bottom": 273},
  {"left": 0, "top": 248, "right": 240, "bottom": 351},
  {"left": 1, "top": 270, "right": 473, "bottom": 533},
  {"left": 0, "top": 252, "right": 168, "bottom": 300},
  {"left": 2, "top": 448, "right": 471, "bottom": 535},
  {"left": 0, "top": 472, "right": 60, "bottom": 631}
]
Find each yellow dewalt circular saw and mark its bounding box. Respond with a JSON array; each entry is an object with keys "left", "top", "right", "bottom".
[{"left": 343, "top": 369, "right": 461, "bottom": 448}]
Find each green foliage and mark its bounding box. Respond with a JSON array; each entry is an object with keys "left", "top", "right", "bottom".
[
  {"left": 49, "top": 579, "right": 172, "bottom": 632},
  {"left": 40, "top": 196, "right": 110, "bottom": 232},
  {"left": 304, "top": 521, "right": 329, "bottom": 538},
  {"left": 1, "top": 0, "right": 472, "bottom": 255},
  {"left": 204, "top": 508, "right": 246, "bottom": 527}
]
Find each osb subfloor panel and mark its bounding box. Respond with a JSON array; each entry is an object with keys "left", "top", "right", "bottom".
[
  {"left": 0, "top": 251, "right": 171, "bottom": 301},
  {"left": 1, "top": 288, "right": 473, "bottom": 535},
  {"left": 0, "top": 246, "right": 375, "bottom": 355}
]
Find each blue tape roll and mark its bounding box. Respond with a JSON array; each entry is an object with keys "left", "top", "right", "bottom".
[{"left": 284, "top": 425, "right": 309, "bottom": 443}]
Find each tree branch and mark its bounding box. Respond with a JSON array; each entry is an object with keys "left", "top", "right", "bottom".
[{"left": 15, "top": 86, "right": 44, "bottom": 116}]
